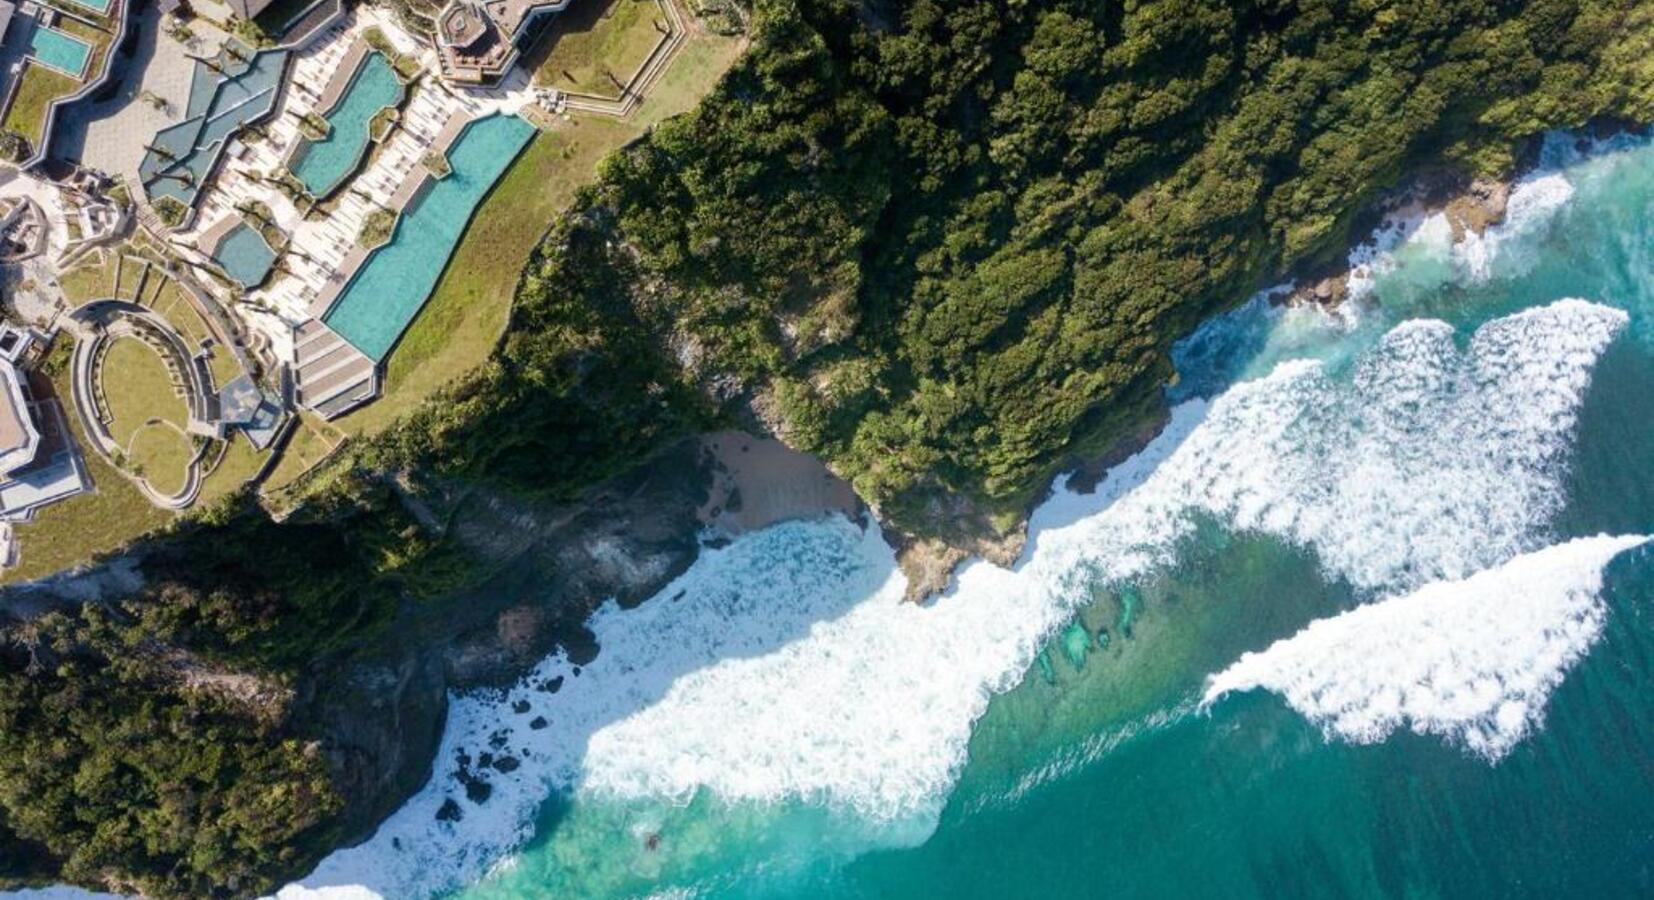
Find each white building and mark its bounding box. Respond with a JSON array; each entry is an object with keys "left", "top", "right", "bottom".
[{"left": 0, "top": 324, "right": 89, "bottom": 528}]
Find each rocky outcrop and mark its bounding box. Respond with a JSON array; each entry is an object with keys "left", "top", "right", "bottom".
[
  {"left": 310, "top": 652, "right": 449, "bottom": 846},
  {"left": 1444, "top": 178, "right": 1512, "bottom": 241}
]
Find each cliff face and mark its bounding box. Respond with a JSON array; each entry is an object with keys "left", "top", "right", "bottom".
[
  {"left": 0, "top": 437, "right": 713, "bottom": 896},
  {"left": 281, "top": 428, "right": 873, "bottom": 857},
  {"left": 312, "top": 435, "right": 720, "bottom": 852}
]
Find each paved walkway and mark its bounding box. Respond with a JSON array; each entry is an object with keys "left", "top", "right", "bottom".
[{"left": 52, "top": 5, "right": 201, "bottom": 179}]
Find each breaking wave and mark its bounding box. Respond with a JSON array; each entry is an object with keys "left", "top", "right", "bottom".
[
  {"left": 1202, "top": 535, "right": 1649, "bottom": 759},
  {"left": 282, "top": 296, "right": 1626, "bottom": 899},
  {"left": 1033, "top": 298, "right": 1627, "bottom": 594}
]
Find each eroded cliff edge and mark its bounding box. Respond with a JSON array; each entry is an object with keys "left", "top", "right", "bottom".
[{"left": 5, "top": 0, "right": 1654, "bottom": 892}]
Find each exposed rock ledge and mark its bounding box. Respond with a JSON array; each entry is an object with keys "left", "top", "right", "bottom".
[{"left": 1284, "top": 172, "right": 1513, "bottom": 309}]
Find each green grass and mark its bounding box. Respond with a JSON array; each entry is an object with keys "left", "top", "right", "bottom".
[
  {"left": 101, "top": 337, "right": 193, "bottom": 495},
  {"left": 126, "top": 424, "right": 193, "bottom": 496},
  {"left": 5, "top": 348, "right": 172, "bottom": 584},
  {"left": 56, "top": 254, "right": 117, "bottom": 305},
  {"left": 0, "top": 16, "right": 112, "bottom": 147},
  {"left": 529, "top": 0, "right": 669, "bottom": 96},
  {"left": 2, "top": 64, "right": 79, "bottom": 147},
  {"left": 262, "top": 411, "right": 341, "bottom": 494},
  {"left": 152, "top": 284, "right": 241, "bottom": 388},
  {"left": 630, "top": 21, "right": 745, "bottom": 127},
  {"left": 198, "top": 435, "right": 270, "bottom": 506}
]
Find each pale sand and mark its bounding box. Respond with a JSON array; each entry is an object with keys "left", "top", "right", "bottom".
[{"left": 696, "top": 431, "right": 861, "bottom": 535}]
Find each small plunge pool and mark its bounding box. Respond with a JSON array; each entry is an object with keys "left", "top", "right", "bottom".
[
  {"left": 213, "top": 222, "right": 277, "bottom": 289},
  {"left": 290, "top": 51, "right": 403, "bottom": 199},
  {"left": 28, "top": 26, "right": 92, "bottom": 78}
]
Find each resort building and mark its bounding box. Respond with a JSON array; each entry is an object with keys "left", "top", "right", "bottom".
[
  {"left": 0, "top": 339, "right": 39, "bottom": 478},
  {"left": 0, "top": 0, "right": 131, "bottom": 168},
  {"left": 434, "top": 0, "right": 571, "bottom": 84},
  {"left": 223, "top": 0, "right": 278, "bottom": 22},
  {"left": 0, "top": 323, "right": 89, "bottom": 523}
]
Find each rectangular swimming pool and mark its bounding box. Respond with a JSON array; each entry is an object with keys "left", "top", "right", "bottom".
[
  {"left": 290, "top": 51, "right": 403, "bottom": 199},
  {"left": 322, "top": 114, "right": 535, "bottom": 360},
  {"left": 28, "top": 27, "right": 92, "bottom": 78},
  {"left": 62, "top": 0, "right": 113, "bottom": 13},
  {"left": 213, "top": 222, "right": 278, "bottom": 289}
]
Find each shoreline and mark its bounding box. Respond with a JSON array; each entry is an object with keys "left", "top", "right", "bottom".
[{"left": 695, "top": 431, "right": 862, "bottom": 537}]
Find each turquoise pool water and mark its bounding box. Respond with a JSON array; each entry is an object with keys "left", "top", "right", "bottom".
[
  {"left": 28, "top": 27, "right": 91, "bottom": 78},
  {"left": 63, "top": 0, "right": 112, "bottom": 14},
  {"left": 291, "top": 51, "right": 403, "bottom": 199},
  {"left": 213, "top": 222, "right": 277, "bottom": 289},
  {"left": 322, "top": 114, "right": 534, "bottom": 360}
]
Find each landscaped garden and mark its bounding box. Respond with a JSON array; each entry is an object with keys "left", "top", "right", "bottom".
[
  {"left": 529, "top": 0, "right": 669, "bottom": 97},
  {"left": 1, "top": 65, "right": 79, "bottom": 147},
  {"left": 58, "top": 246, "right": 244, "bottom": 389},
  {"left": 98, "top": 336, "right": 194, "bottom": 497}
]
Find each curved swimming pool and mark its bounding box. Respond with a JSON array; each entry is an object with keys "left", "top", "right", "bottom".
[{"left": 290, "top": 51, "right": 403, "bottom": 199}]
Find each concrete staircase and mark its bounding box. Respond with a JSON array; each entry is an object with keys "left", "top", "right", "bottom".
[{"left": 293, "top": 318, "right": 378, "bottom": 419}]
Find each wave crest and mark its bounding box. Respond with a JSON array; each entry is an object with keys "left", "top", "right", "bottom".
[{"left": 1202, "top": 535, "right": 1648, "bottom": 759}]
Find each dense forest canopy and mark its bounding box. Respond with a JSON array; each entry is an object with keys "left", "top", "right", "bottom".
[
  {"left": 380, "top": 0, "right": 1654, "bottom": 542},
  {"left": 6, "top": 0, "right": 1654, "bottom": 895}
]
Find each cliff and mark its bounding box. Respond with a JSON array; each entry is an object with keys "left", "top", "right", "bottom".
[{"left": 5, "top": 0, "right": 1654, "bottom": 894}]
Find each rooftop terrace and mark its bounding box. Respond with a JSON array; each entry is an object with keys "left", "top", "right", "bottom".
[
  {"left": 0, "top": 0, "right": 126, "bottom": 164},
  {"left": 434, "top": 0, "right": 570, "bottom": 84}
]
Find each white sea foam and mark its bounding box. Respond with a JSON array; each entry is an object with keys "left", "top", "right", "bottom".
[
  {"left": 1202, "top": 535, "right": 1648, "bottom": 759},
  {"left": 1345, "top": 166, "right": 1576, "bottom": 304},
  {"left": 282, "top": 298, "right": 1625, "bottom": 898},
  {"left": 1454, "top": 172, "right": 1574, "bottom": 280},
  {"left": 1032, "top": 298, "right": 1628, "bottom": 593}
]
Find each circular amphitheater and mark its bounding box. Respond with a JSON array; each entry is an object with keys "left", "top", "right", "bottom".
[{"left": 68, "top": 299, "right": 213, "bottom": 509}]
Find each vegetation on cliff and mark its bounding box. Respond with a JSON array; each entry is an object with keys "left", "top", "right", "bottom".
[
  {"left": 0, "top": 481, "right": 468, "bottom": 897},
  {"left": 6, "top": 0, "right": 1654, "bottom": 894},
  {"left": 375, "top": 0, "right": 1654, "bottom": 544}
]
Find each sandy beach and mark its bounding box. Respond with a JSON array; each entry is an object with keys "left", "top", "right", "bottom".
[{"left": 696, "top": 431, "right": 862, "bottom": 535}]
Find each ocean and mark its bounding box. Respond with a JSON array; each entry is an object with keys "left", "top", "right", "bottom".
[{"left": 260, "top": 129, "right": 1654, "bottom": 898}]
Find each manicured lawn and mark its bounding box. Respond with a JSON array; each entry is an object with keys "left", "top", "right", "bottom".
[
  {"left": 262, "top": 411, "right": 341, "bottom": 494},
  {"left": 5, "top": 347, "right": 171, "bottom": 584},
  {"left": 529, "top": 0, "right": 669, "bottom": 96},
  {"left": 56, "top": 254, "right": 117, "bottom": 305},
  {"left": 126, "top": 423, "right": 193, "bottom": 496},
  {"left": 631, "top": 22, "right": 745, "bottom": 127},
  {"left": 101, "top": 337, "right": 193, "bottom": 495},
  {"left": 152, "top": 282, "right": 241, "bottom": 388},
  {"left": 2, "top": 64, "right": 78, "bottom": 147},
  {"left": 198, "top": 433, "right": 269, "bottom": 506}
]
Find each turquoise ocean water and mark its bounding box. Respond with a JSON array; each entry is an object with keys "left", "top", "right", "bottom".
[{"left": 272, "top": 131, "right": 1654, "bottom": 899}]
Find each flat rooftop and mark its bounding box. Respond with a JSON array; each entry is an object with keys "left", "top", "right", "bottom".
[{"left": 0, "top": 360, "right": 39, "bottom": 477}]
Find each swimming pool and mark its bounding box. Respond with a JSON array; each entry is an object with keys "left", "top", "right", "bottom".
[
  {"left": 290, "top": 52, "right": 403, "bottom": 199},
  {"left": 28, "top": 27, "right": 92, "bottom": 78},
  {"left": 63, "top": 0, "right": 112, "bottom": 14},
  {"left": 213, "top": 222, "right": 277, "bottom": 289},
  {"left": 322, "top": 114, "right": 535, "bottom": 360}
]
